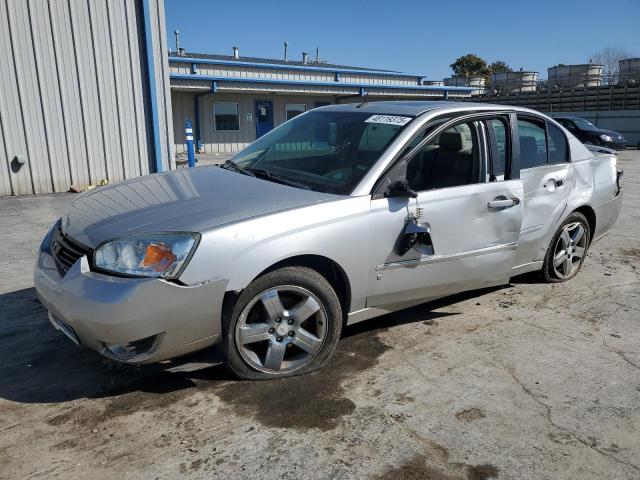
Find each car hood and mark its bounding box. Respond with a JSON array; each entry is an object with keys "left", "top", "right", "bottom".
[{"left": 62, "top": 166, "right": 340, "bottom": 248}]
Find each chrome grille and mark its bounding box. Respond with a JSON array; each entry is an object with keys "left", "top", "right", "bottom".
[{"left": 50, "top": 225, "right": 92, "bottom": 276}]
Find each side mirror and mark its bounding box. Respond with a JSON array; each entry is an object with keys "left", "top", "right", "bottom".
[{"left": 386, "top": 179, "right": 418, "bottom": 199}]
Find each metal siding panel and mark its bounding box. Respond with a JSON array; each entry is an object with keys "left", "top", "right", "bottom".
[
  {"left": 0, "top": 0, "right": 32, "bottom": 195},
  {"left": 9, "top": 0, "right": 52, "bottom": 194},
  {"left": 48, "top": 0, "right": 91, "bottom": 189},
  {"left": 30, "top": 0, "right": 72, "bottom": 192},
  {"left": 69, "top": 0, "right": 108, "bottom": 184},
  {"left": 89, "top": 1, "right": 123, "bottom": 182}
]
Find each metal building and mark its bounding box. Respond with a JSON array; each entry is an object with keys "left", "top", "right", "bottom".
[
  {"left": 169, "top": 49, "right": 473, "bottom": 155},
  {"left": 0, "top": 0, "right": 174, "bottom": 196}
]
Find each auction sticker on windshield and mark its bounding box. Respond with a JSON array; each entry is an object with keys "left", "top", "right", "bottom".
[{"left": 365, "top": 115, "right": 413, "bottom": 126}]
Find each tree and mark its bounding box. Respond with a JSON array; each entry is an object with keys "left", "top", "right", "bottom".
[
  {"left": 590, "top": 47, "right": 635, "bottom": 84},
  {"left": 488, "top": 61, "right": 513, "bottom": 74},
  {"left": 450, "top": 54, "right": 488, "bottom": 78}
]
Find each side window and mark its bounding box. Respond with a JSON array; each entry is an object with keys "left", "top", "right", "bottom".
[
  {"left": 487, "top": 119, "right": 508, "bottom": 176},
  {"left": 547, "top": 123, "right": 568, "bottom": 164},
  {"left": 406, "top": 121, "right": 481, "bottom": 192},
  {"left": 517, "top": 118, "right": 547, "bottom": 169}
]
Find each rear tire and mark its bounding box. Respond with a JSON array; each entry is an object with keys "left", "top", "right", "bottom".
[
  {"left": 542, "top": 212, "right": 590, "bottom": 283},
  {"left": 222, "top": 267, "right": 342, "bottom": 380}
]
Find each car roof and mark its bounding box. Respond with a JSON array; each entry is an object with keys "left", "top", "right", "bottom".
[{"left": 316, "top": 100, "right": 537, "bottom": 117}]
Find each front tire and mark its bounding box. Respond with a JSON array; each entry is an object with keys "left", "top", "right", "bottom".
[
  {"left": 223, "top": 267, "right": 342, "bottom": 380},
  {"left": 542, "top": 212, "right": 590, "bottom": 283}
]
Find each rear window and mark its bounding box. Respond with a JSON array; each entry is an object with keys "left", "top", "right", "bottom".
[{"left": 547, "top": 123, "right": 568, "bottom": 164}]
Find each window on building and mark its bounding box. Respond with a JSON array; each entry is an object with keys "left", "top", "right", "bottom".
[
  {"left": 547, "top": 123, "right": 568, "bottom": 164},
  {"left": 286, "top": 104, "right": 307, "bottom": 121},
  {"left": 517, "top": 118, "right": 547, "bottom": 169},
  {"left": 406, "top": 121, "right": 481, "bottom": 192},
  {"left": 213, "top": 102, "right": 239, "bottom": 131}
]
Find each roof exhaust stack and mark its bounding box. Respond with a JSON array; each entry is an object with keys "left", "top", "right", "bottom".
[
  {"left": 174, "top": 30, "right": 180, "bottom": 54},
  {"left": 178, "top": 47, "right": 185, "bottom": 56},
  {"left": 284, "top": 41, "right": 289, "bottom": 62},
  {"left": 315, "top": 46, "right": 320, "bottom": 63},
  {"left": 232, "top": 46, "right": 239, "bottom": 59},
  {"left": 302, "top": 51, "right": 308, "bottom": 64}
]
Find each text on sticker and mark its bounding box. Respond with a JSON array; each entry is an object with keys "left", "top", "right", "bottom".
[{"left": 365, "top": 115, "right": 413, "bottom": 126}]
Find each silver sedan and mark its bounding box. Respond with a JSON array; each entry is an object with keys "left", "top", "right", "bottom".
[{"left": 34, "top": 101, "right": 623, "bottom": 379}]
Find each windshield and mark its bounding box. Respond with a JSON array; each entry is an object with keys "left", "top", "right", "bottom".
[
  {"left": 230, "top": 110, "right": 413, "bottom": 195},
  {"left": 572, "top": 118, "right": 598, "bottom": 131}
]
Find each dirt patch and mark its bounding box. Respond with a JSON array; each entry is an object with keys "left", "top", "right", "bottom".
[
  {"left": 374, "top": 454, "right": 499, "bottom": 480},
  {"left": 213, "top": 330, "right": 391, "bottom": 431},
  {"left": 47, "top": 372, "right": 197, "bottom": 428},
  {"left": 465, "top": 464, "right": 499, "bottom": 480},
  {"left": 455, "top": 408, "right": 486, "bottom": 423}
]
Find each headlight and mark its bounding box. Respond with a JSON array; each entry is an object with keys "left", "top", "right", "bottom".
[
  {"left": 600, "top": 134, "right": 612, "bottom": 142},
  {"left": 94, "top": 233, "right": 199, "bottom": 279}
]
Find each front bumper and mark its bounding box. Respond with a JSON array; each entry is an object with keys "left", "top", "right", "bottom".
[
  {"left": 34, "top": 244, "right": 226, "bottom": 364},
  {"left": 602, "top": 140, "right": 628, "bottom": 150}
]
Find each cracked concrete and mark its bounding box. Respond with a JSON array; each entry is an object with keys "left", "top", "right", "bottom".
[{"left": 0, "top": 150, "right": 639, "bottom": 479}]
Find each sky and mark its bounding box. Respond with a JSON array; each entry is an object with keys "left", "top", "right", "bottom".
[{"left": 165, "top": 0, "right": 640, "bottom": 80}]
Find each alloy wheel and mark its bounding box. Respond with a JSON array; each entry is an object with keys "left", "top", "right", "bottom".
[
  {"left": 552, "top": 222, "right": 587, "bottom": 279},
  {"left": 234, "top": 285, "right": 328, "bottom": 374}
]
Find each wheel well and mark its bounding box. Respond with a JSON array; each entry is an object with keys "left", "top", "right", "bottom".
[
  {"left": 573, "top": 205, "right": 596, "bottom": 242},
  {"left": 258, "top": 255, "right": 352, "bottom": 319}
]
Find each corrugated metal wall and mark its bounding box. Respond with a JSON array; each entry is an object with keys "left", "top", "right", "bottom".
[
  {"left": 0, "top": 0, "right": 173, "bottom": 196},
  {"left": 172, "top": 92, "right": 336, "bottom": 154}
]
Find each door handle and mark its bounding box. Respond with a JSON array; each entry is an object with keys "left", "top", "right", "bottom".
[
  {"left": 488, "top": 197, "right": 520, "bottom": 209},
  {"left": 544, "top": 177, "right": 565, "bottom": 189}
]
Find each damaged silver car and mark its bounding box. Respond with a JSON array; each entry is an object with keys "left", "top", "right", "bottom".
[{"left": 35, "top": 101, "right": 623, "bottom": 379}]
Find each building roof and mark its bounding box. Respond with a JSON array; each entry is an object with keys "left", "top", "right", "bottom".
[
  {"left": 170, "top": 51, "right": 402, "bottom": 74},
  {"left": 319, "top": 100, "right": 525, "bottom": 116}
]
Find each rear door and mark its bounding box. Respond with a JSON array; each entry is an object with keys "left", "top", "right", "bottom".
[
  {"left": 513, "top": 116, "right": 573, "bottom": 267},
  {"left": 366, "top": 114, "right": 524, "bottom": 307}
]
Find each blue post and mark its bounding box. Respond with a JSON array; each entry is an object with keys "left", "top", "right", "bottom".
[{"left": 185, "top": 119, "right": 195, "bottom": 168}]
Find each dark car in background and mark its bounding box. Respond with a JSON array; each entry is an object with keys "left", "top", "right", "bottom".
[{"left": 554, "top": 117, "right": 627, "bottom": 150}]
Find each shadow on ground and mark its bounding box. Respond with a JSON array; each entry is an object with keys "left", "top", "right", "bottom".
[{"left": 0, "top": 285, "right": 497, "bottom": 412}]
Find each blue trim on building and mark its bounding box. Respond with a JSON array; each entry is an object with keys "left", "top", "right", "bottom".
[
  {"left": 170, "top": 73, "right": 475, "bottom": 93},
  {"left": 141, "top": 0, "right": 163, "bottom": 174},
  {"left": 169, "top": 55, "right": 426, "bottom": 80}
]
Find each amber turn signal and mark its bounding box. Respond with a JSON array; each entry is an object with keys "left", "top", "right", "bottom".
[{"left": 141, "top": 243, "right": 176, "bottom": 272}]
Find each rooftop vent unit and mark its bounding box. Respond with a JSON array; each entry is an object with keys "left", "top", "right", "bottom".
[
  {"left": 232, "top": 46, "right": 239, "bottom": 59},
  {"left": 302, "top": 52, "right": 308, "bottom": 64}
]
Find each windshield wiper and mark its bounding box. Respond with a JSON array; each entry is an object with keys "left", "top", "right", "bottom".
[
  {"left": 245, "top": 168, "right": 310, "bottom": 190},
  {"left": 220, "top": 159, "right": 255, "bottom": 177}
]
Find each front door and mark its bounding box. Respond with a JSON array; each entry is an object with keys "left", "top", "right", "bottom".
[
  {"left": 255, "top": 100, "right": 274, "bottom": 139},
  {"left": 367, "top": 118, "right": 524, "bottom": 307},
  {"left": 513, "top": 116, "right": 573, "bottom": 267}
]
